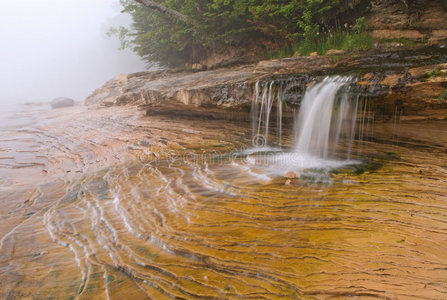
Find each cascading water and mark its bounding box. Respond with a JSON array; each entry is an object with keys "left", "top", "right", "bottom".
[
  {"left": 250, "top": 76, "right": 362, "bottom": 174},
  {"left": 251, "top": 81, "right": 283, "bottom": 147},
  {"left": 294, "top": 76, "right": 357, "bottom": 159}
]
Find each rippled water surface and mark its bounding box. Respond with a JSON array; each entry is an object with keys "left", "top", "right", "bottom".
[{"left": 1, "top": 104, "right": 447, "bottom": 299}]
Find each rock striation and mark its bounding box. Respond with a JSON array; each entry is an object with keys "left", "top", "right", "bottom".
[
  {"left": 365, "top": 0, "right": 447, "bottom": 42},
  {"left": 85, "top": 66, "right": 255, "bottom": 108},
  {"left": 85, "top": 46, "right": 447, "bottom": 120}
]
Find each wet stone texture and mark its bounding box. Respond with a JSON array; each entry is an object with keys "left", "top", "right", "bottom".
[{"left": 1, "top": 104, "right": 447, "bottom": 299}]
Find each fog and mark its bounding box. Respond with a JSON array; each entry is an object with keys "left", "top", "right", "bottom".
[{"left": 0, "top": 0, "right": 147, "bottom": 104}]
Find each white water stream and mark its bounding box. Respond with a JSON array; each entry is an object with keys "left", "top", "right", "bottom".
[
  {"left": 295, "top": 76, "right": 357, "bottom": 158},
  {"left": 250, "top": 76, "right": 360, "bottom": 175}
]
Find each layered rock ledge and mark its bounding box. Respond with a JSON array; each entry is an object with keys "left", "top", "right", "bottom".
[{"left": 85, "top": 46, "right": 447, "bottom": 120}]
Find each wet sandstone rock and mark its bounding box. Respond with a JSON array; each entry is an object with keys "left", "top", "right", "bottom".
[{"left": 284, "top": 171, "right": 300, "bottom": 179}]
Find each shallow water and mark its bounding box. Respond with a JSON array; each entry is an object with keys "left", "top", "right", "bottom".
[{"left": 1, "top": 105, "right": 447, "bottom": 299}]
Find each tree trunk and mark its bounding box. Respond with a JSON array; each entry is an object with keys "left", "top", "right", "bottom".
[{"left": 134, "top": 0, "right": 199, "bottom": 27}]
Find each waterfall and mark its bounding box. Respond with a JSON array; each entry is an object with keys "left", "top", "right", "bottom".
[
  {"left": 294, "top": 76, "right": 357, "bottom": 159},
  {"left": 251, "top": 81, "right": 283, "bottom": 147},
  {"left": 252, "top": 76, "right": 360, "bottom": 161}
]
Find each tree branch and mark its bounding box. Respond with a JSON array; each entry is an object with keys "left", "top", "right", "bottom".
[
  {"left": 400, "top": 0, "right": 409, "bottom": 8},
  {"left": 134, "top": 0, "right": 199, "bottom": 27},
  {"left": 194, "top": 1, "right": 203, "bottom": 14}
]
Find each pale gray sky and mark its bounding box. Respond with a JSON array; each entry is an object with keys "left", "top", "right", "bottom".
[{"left": 0, "top": 0, "right": 146, "bottom": 103}]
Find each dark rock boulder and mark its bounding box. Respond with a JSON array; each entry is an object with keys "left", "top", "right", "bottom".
[{"left": 50, "top": 97, "right": 75, "bottom": 109}]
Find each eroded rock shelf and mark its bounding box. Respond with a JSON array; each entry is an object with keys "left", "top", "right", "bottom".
[{"left": 85, "top": 46, "right": 447, "bottom": 121}]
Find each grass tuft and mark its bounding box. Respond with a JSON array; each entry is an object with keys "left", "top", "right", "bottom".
[
  {"left": 439, "top": 88, "right": 447, "bottom": 103},
  {"left": 298, "top": 30, "right": 373, "bottom": 56},
  {"left": 425, "top": 69, "right": 447, "bottom": 78}
]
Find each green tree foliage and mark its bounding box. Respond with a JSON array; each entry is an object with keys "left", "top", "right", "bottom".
[
  {"left": 117, "top": 0, "right": 261, "bottom": 67},
  {"left": 116, "top": 0, "right": 371, "bottom": 67},
  {"left": 250, "top": 0, "right": 339, "bottom": 42}
]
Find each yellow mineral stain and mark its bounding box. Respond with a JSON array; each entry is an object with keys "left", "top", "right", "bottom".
[{"left": 1, "top": 106, "right": 447, "bottom": 299}]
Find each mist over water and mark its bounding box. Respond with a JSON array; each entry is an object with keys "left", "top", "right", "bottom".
[{"left": 0, "top": 0, "right": 146, "bottom": 105}]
